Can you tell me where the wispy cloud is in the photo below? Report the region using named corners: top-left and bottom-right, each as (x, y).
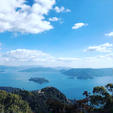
top-left (72, 23), bottom-right (88, 30)
top-left (0, 49), bottom-right (112, 68)
top-left (54, 6), bottom-right (71, 13)
top-left (105, 32), bottom-right (113, 37)
top-left (84, 43), bottom-right (113, 53)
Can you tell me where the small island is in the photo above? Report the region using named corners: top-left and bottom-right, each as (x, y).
top-left (29, 77), bottom-right (49, 84)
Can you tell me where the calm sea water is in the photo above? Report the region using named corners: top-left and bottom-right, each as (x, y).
top-left (0, 70), bottom-right (113, 99)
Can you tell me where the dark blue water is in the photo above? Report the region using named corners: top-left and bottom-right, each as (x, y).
top-left (0, 70), bottom-right (113, 99)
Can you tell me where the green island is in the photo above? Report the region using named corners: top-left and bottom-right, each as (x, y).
top-left (29, 77), bottom-right (49, 84)
top-left (61, 68), bottom-right (113, 79)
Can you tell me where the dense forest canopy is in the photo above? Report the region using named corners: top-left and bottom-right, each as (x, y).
top-left (0, 83), bottom-right (113, 113)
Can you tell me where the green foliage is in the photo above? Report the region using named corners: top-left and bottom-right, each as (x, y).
top-left (0, 90), bottom-right (32, 113)
top-left (0, 83), bottom-right (113, 113)
top-left (89, 84), bottom-right (113, 113)
top-left (106, 83), bottom-right (113, 95)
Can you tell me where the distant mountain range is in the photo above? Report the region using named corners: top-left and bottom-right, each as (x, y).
top-left (0, 65), bottom-right (25, 72)
top-left (19, 67), bottom-right (58, 72)
top-left (0, 66), bottom-right (58, 73)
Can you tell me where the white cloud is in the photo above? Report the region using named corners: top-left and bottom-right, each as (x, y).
top-left (58, 57), bottom-right (81, 61)
top-left (1, 49), bottom-right (55, 66)
top-left (54, 6), bottom-right (71, 13)
top-left (85, 43), bottom-right (113, 53)
top-left (82, 53), bottom-right (113, 68)
top-left (0, 0), bottom-right (56, 34)
top-left (49, 17), bottom-right (59, 22)
top-left (72, 23), bottom-right (88, 30)
top-left (0, 49), bottom-right (112, 68)
top-left (105, 32), bottom-right (113, 37)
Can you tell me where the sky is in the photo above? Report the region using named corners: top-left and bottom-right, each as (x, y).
top-left (0, 0), bottom-right (113, 68)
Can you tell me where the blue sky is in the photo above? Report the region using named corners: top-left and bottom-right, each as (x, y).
top-left (0, 0), bottom-right (113, 68)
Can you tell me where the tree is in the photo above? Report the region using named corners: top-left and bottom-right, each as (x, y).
top-left (0, 90), bottom-right (33, 113)
top-left (106, 83), bottom-right (113, 96)
top-left (89, 85), bottom-right (113, 113)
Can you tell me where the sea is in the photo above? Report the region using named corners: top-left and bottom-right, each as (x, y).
top-left (0, 68), bottom-right (113, 99)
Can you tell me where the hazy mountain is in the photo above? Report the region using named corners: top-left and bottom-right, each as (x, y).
top-left (19, 67), bottom-right (58, 73)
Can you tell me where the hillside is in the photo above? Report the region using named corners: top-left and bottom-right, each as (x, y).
top-left (0, 83), bottom-right (113, 113)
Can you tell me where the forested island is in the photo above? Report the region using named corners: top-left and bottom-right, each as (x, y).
top-left (29, 77), bottom-right (49, 84)
top-left (0, 83), bottom-right (113, 113)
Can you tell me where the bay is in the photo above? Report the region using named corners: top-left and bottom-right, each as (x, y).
top-left (0, 69), bottom-right (113, 99)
